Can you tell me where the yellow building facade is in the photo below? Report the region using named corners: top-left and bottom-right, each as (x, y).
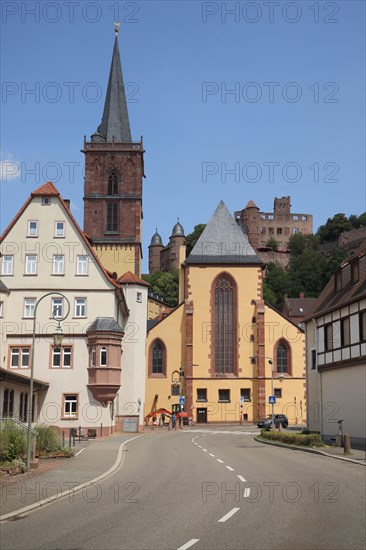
top-left (145, 202), bottom-right (306, 425)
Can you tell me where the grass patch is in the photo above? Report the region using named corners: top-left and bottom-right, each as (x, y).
top-left (260, 429), bottom-right (323, 447)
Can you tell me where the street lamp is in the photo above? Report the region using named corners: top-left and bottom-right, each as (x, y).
top-left (250, 355), bottom-right (284, 431)
top-left (26, 292), bottom-right (70, 469)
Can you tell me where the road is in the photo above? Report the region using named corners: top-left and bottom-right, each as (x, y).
top-left (1, 428), bottom-right (365, 550)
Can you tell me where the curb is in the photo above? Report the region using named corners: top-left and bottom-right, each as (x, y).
top-left (254, 436), bottom-right (366, 466)
top-left (0, 435), bottom-right (142, 523)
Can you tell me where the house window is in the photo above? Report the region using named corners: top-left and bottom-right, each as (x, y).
top-left (218, 389), bottom-right (230, 402)
top-left (75, 298), bottom-right (86, 318)
top-left (55, 221), bottom-right (65, 238)
top-left (76, 255), bottom-right (88, 275)
top-left (277, 227), bottom-right (282, 235)
top-left (2, 389), bottom-right (14, 417)
top-left (335, 270), bottom-right (342, 292)
top-left (42, 197), bottom-right (51, 205)
top-left (341, 317), bottom-right (350, 347)
top-left (10, 347), bottom-right (31, 369)
top-left (324, 323), bottom-right (333, 351)
top-left (293, 228), bottom-right (299, 234)
top-left (240, 388), bottom-right (251, 402)
top-left (27, 220), bottom-right (38, 237)
top-left (152, 342), bottom-right (163, 374)
top-left (269, 227), bottom-right (274, 235)
top-left (108, 172), bottom-right (119, 195)
top-left (24, 298), bottom-right (36, 318)
top-left (91, 346), bottom-right (96, 367)
top-left (106, 203), bottom-right (118, 232)
top-left (214, 274), bottom-right (236, 374)
top-left (268, 214), bottom-right (274, 220)
top-left (2, 255), bottom-right (14, 275)
top-left (52, 346), bottom-right (72, 368)
top-left (302, 216), bottom-right (307, 221)
top-left (260, 214), bottom-right (266, 220)
top-left (260, 227), bottom-right (266, 234)
top-left (351, 260), bottom-right (359, 285)
top-left (274, 388), bottom-right (282, 398)
top-left (25, 254), bottom-right (37, 275)
top-left (52, 297), bottom-right (64, 319)
top-left (52, 255), bottom-right (65, 275)
top-left (293, 215), bottom-right (299, 221)
top-left (310, 349), bottom-right (317, 370)
top-left (100, 347), bottom-right (108, 366)
top-left (63, 394), bottom-right (78, 418)
top-left (19, 392), bottom-right (28, 422)
top-left (197, 388), bottom-right (207, 402)
top-left (136, 292), bottom-right (142, 303)
top-left (359, 311), bottom-right (366, 342)
top-left (276, 340), bottom-right (289, 374)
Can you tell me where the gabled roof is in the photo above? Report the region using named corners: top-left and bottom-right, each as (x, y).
top-left (94, 35), bottom-right (131, 143)
top-left (0, 181), bottom-right (121, 291)
top-left (118, 271), bottom-right (150, 287)
top-left (186, 201), bottom-right (263, 265)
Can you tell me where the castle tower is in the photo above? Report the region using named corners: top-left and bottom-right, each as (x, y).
top-left (235, 200), bottom-right (260, 249)
top-left (148, 230), bottom-right (164, 273)
top-left (83, 25), bottom-right (145, 276)
top-left (168, 219), bottom-right (186, 270)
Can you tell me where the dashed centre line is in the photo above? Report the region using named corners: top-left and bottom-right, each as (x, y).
top-left (218, 507), bottom-right (240, 523)
top-left (225, 466), bottom-right (234, 471)
top-left (209, 453), bottom-right (215, 457)
top-left (202, 449), bottom-right (207, 452)
top-left (217, 459), bottom-right (224, 463)
top-left (177, 539), bottom-right (200, 550)
top-left (237, 475), bottom-right (246, 482)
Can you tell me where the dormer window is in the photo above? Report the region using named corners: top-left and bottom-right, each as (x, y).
top-left (108, 172), bottom-right (118, 195)
top-left (351, 260), bottom-right (359, 285)
top-left (335, 270), bottom-right (342, 292)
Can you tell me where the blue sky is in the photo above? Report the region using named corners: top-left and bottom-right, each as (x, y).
top-left (1, 0), bottom-right (365, 272)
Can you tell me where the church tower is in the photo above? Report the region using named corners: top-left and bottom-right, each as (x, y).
top-left (83, 25), bottom-right (144, 276)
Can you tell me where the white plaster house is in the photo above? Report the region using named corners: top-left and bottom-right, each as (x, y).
top-left (0, 182), bottom-right (147, 435)
top-left (305, 243), bottom-right (366, 448)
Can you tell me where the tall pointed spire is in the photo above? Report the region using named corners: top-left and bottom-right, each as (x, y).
top-left (93, 25), bottom-right (132, 143)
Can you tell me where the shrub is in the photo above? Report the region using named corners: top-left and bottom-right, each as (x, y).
top-left (260, 430), bottom-right (323, 447)
top-left (34, 424), bottom-right (60, 452)
top-left (0, 421), bottom-right (27, 461)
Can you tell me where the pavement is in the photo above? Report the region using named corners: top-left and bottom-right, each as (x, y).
top-left (1, 427), bottom-right (364, 522)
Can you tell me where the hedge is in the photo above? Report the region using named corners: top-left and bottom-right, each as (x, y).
top-left (260, 430), bottom-right (323, 447)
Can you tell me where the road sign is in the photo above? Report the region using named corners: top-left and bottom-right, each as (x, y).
top-left (179, 396), bottom-right (185, 405)
top-left (269, 396), bottom-right (276, 405)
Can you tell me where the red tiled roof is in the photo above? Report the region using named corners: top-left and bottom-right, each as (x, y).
top-left (118, 271), bottom-right (150, 287)
top-left (32, 181), bottom-right (60, 196)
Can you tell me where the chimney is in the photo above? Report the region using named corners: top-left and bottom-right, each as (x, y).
top-left (64, 199), bottom-right (71, 210)
top-left (299, 292), bottom-right (304, 299)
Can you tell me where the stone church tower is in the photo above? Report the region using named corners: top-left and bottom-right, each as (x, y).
top-left (83, 26), bottom-right (144, 276)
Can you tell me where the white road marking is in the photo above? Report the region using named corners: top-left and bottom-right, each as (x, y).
top-left (198, 445), bottom-right (202, 448)
top-left (209, 453), bottom-right (215, 457)
top-left (218, 507), bottom-right (240, 523)
top-left (237, 475), bottom-right (246, 482)
top-left (202, 448), bottom-right (207, 452)
top-left (75, 448), bottom-right (85, 456)
top-left (194, 442), bottom-right (197, 445)
top-left (177, 539), bottom-right (200, 550)
top-left (225, 466), bottom-right (234, 471)
top-left (217, 459), bottom-right (224, 463)
top-left (244, 487), bottom-right (251, 498)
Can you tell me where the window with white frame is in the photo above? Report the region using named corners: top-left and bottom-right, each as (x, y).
top-left (52, 255), bottom-right (65, 275)
top-left (24, 298), bottom-right (36, 318)
top-left (25, 254), bottom-right (37, 275)
top-left (52, 297), bottom-right (64, 318)
top-left (27, 220), bottom-right (38, 237)
top-left (100, 346), bottom-right (108, 366)
top-left (76, 255), bottom-right (88, 275)
top-left (10, 346), bottom-right (31, 369)
top-left (74, 298), bottom-right (86, 317)
top-left (52, 346), bottom-right (72, 368)
top-left (2, 255), bottom-right (13, 275)
top-left (55, 221), bottom-right (65, 238)
top-left (63, 394), bottom-right (78, 418)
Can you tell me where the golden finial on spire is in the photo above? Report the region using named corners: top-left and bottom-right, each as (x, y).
top-left (114, 22), bottom-right (120, 36)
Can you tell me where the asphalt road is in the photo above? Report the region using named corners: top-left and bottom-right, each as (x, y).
top-left (1, 429), bottom-right (365, 550)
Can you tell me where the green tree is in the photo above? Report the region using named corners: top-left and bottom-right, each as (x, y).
top-left (185, 224), bottom-right (206, 256)
top-left (263, 262), bottom-right (290, 308)
top-left (265, 238), bottom-right (280, 250)
top-left (142, 270), bottom-right (179, 306)
top-left (317, 213), bottom-right (352, 243)
top-left (287, 232), bottom-right (319, 258)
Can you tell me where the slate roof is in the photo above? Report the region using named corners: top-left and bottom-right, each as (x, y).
top-left (95, 35), bottom-right (132, 142)
top-left (185, 201), bottom-right (263, 265)
top-left (87, 317), bottom-right (123, 333)
top-left (282, 297), bottom-right (317, 319)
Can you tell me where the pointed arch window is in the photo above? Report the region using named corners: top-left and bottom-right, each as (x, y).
top-left (149, 339), bottom-right (167, 377)
top-left (213, 274), bottom-right (237, 375)
top-left (100, 347), bottom-right (108, 367)
top-left (108, 172), bottom-right (118, 195)
top-left (275, 339), bottom-right (291, 375)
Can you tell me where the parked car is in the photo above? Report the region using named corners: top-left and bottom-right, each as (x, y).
top-left (257, 414), bottom-right (289, 430)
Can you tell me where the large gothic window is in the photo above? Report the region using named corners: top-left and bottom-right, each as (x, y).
top-left (108, 172), bottom-right (118, 195)
top-left (275, 339), bottom-right (290, 374)
top-left (213, 274), bottom-right (236, 374)
top-left (106, 203), bottom-right (118, 232)
top-left (150, 340), bottom-right (166, 376)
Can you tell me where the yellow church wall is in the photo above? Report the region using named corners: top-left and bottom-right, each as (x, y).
top-left (145, 303), bottom-right (185, 418)
top-left (92, 244), bottom-right (139, 277)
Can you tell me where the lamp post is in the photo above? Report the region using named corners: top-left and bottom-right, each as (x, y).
top-left (250, 355), bottom-right (283, 431)
top-left (26, 292), bottom-right (70, 470)
top-left (179, 367), bottom-right (184, 429)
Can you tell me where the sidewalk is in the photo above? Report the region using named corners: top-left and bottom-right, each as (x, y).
top-left (0, 433), bottom-right (142, 520)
